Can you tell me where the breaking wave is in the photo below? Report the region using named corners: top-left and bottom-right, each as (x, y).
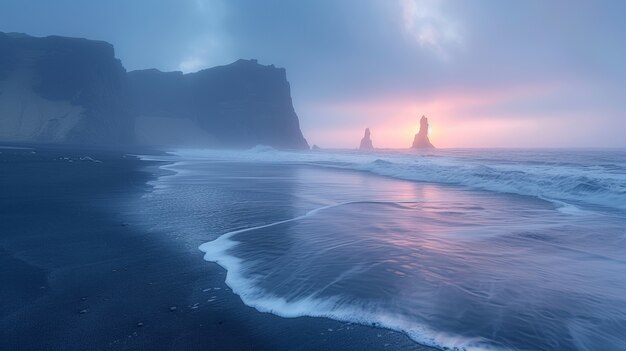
top-left (137, 148), bottom-right (626, 350)
top-left (172, 148), bottom-right (626, 212)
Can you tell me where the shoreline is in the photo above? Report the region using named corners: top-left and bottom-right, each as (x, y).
top-left (4, 144), bottom-right (625, 350)
top-left (0, 145), bottom-right (431, 351)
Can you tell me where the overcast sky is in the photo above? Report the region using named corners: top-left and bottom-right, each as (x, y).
top-left (1, 0), bottom-right (625, 147)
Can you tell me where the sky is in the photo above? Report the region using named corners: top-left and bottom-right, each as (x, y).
top-left (1, 0), bottom-right (625, 148)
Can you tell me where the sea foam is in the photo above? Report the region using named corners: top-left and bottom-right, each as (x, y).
top-left (136, 148), bottom-right (626, 351)
top-left (200, 202), bottom-right (505, 351)
top-left (171, 148), bottom-right (626, 212)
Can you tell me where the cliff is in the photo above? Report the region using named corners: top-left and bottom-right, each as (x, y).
top-left (128, 60), bottom-right (309, 149)
top-left (0, 32), bottom-right (309, 149)
top-left (411, 115), bottom-right (434, 149)
top-left (0, 32), bottom-right (133, 145)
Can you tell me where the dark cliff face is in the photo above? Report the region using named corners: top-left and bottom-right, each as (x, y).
top-left (129, 59), bottom-right (309, 149)
top-left (0, 32), bottom-right (133, 145)
top-left (1, 32), bottom-right (309, 149)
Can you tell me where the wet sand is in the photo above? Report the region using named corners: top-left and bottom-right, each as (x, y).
top-left (0, 144), bottom-right (429, 351)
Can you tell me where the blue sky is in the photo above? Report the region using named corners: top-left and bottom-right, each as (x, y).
top-left (1, 0), bottom-right (625, 147)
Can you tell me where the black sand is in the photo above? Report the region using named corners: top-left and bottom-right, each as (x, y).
top-left (0, 144), bottom-right (430, 351)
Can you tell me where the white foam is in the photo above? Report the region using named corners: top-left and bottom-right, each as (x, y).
top-left (134, 148), bottom-right (625, 350)
top-left (248, 144), bottom-right (277, 153)
top-left (199, 203), bottom-right (507, 351)
top-left (79, 156), bottom-right (102, 163)
top-left (539, 196), bottom-right (588, 215)
top-left (158, 148), bottom-right (626, 213)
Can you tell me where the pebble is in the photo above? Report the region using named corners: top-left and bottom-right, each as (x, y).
top-left (169, 306), bottom-right (177, 312)
top-left (136, 322), bottom-right (144, 328)
top-left (79, 309), bottom-right (89, 314)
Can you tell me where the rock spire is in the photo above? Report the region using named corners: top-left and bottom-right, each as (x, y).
top-left (359, 128), bottom-right (374, 150)
top-left (411, 116), bottom-right (434, 148)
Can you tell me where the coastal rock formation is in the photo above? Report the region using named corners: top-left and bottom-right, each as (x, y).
top-left (128, 59), bottom-right (309, 149)
top-left (359, 128), bottom-right (373, 150)
top-left (0, 32), bottom-right (133, 145)
top-left (0, 32), bottom-right (309, 149)
top-left (411, 115), bottom-right (434, 149)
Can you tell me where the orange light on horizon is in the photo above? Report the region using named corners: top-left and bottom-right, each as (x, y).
top-left (300, 81), bottom-right (573, 148)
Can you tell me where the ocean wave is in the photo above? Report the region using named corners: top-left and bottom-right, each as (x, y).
top-left (248, 144), bottom-right (277, 153)
top-left (348, 158), bottom-right (626, 212)
top-left (135, 148), bottom-right (626, 350)
top-left (200, 202), bottom-right (506, 351)
top-left (171, 148), bottom-right (626, 212)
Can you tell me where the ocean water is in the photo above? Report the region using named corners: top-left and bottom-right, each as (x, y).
top-left (138, 148), bottom-right (626, 351)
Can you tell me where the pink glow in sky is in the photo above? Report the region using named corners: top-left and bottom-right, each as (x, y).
top-left (302, 81), bottom-right (614, 149)
top-left (3, 0), bottom-right (625, 148)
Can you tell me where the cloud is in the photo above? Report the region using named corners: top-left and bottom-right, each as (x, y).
top-left (177, 56), bottom-right (206, 73)
top-left (2, 0), bottom-right (625, 146)
top-left (400, 0), bottom-right (462, 57)
top-left (173, 0), bottom-right (231, 72)
top-left (176, 31), bottom-right (229, 73)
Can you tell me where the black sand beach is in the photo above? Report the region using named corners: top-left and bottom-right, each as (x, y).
top-left (0, 144), bottom-right (429, 351)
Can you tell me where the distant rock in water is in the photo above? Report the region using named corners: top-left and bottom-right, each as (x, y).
top-left (359, 128), bottom-right (374, 150)
top-left (312, 144), bottom-right (321, 150)
top-left (0, 32), bottom-right (133, 145)
top-left (411, 116), bottom-right (434, 149)
top-left (129, 59), bottom-right (309, 149)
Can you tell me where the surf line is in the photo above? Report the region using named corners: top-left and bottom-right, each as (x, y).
top-left (200, 199), bottom-right (425, 248)
top-left (198, 199), bottom-right (497, 351)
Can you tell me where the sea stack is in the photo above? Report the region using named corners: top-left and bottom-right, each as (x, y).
top-left (411, 116), bottom-right (434, 149)
top-left (359, 128), bottom-right (374, 150)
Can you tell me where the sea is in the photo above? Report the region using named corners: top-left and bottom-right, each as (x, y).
top-left (135, 147), bottom-right (626, 351)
